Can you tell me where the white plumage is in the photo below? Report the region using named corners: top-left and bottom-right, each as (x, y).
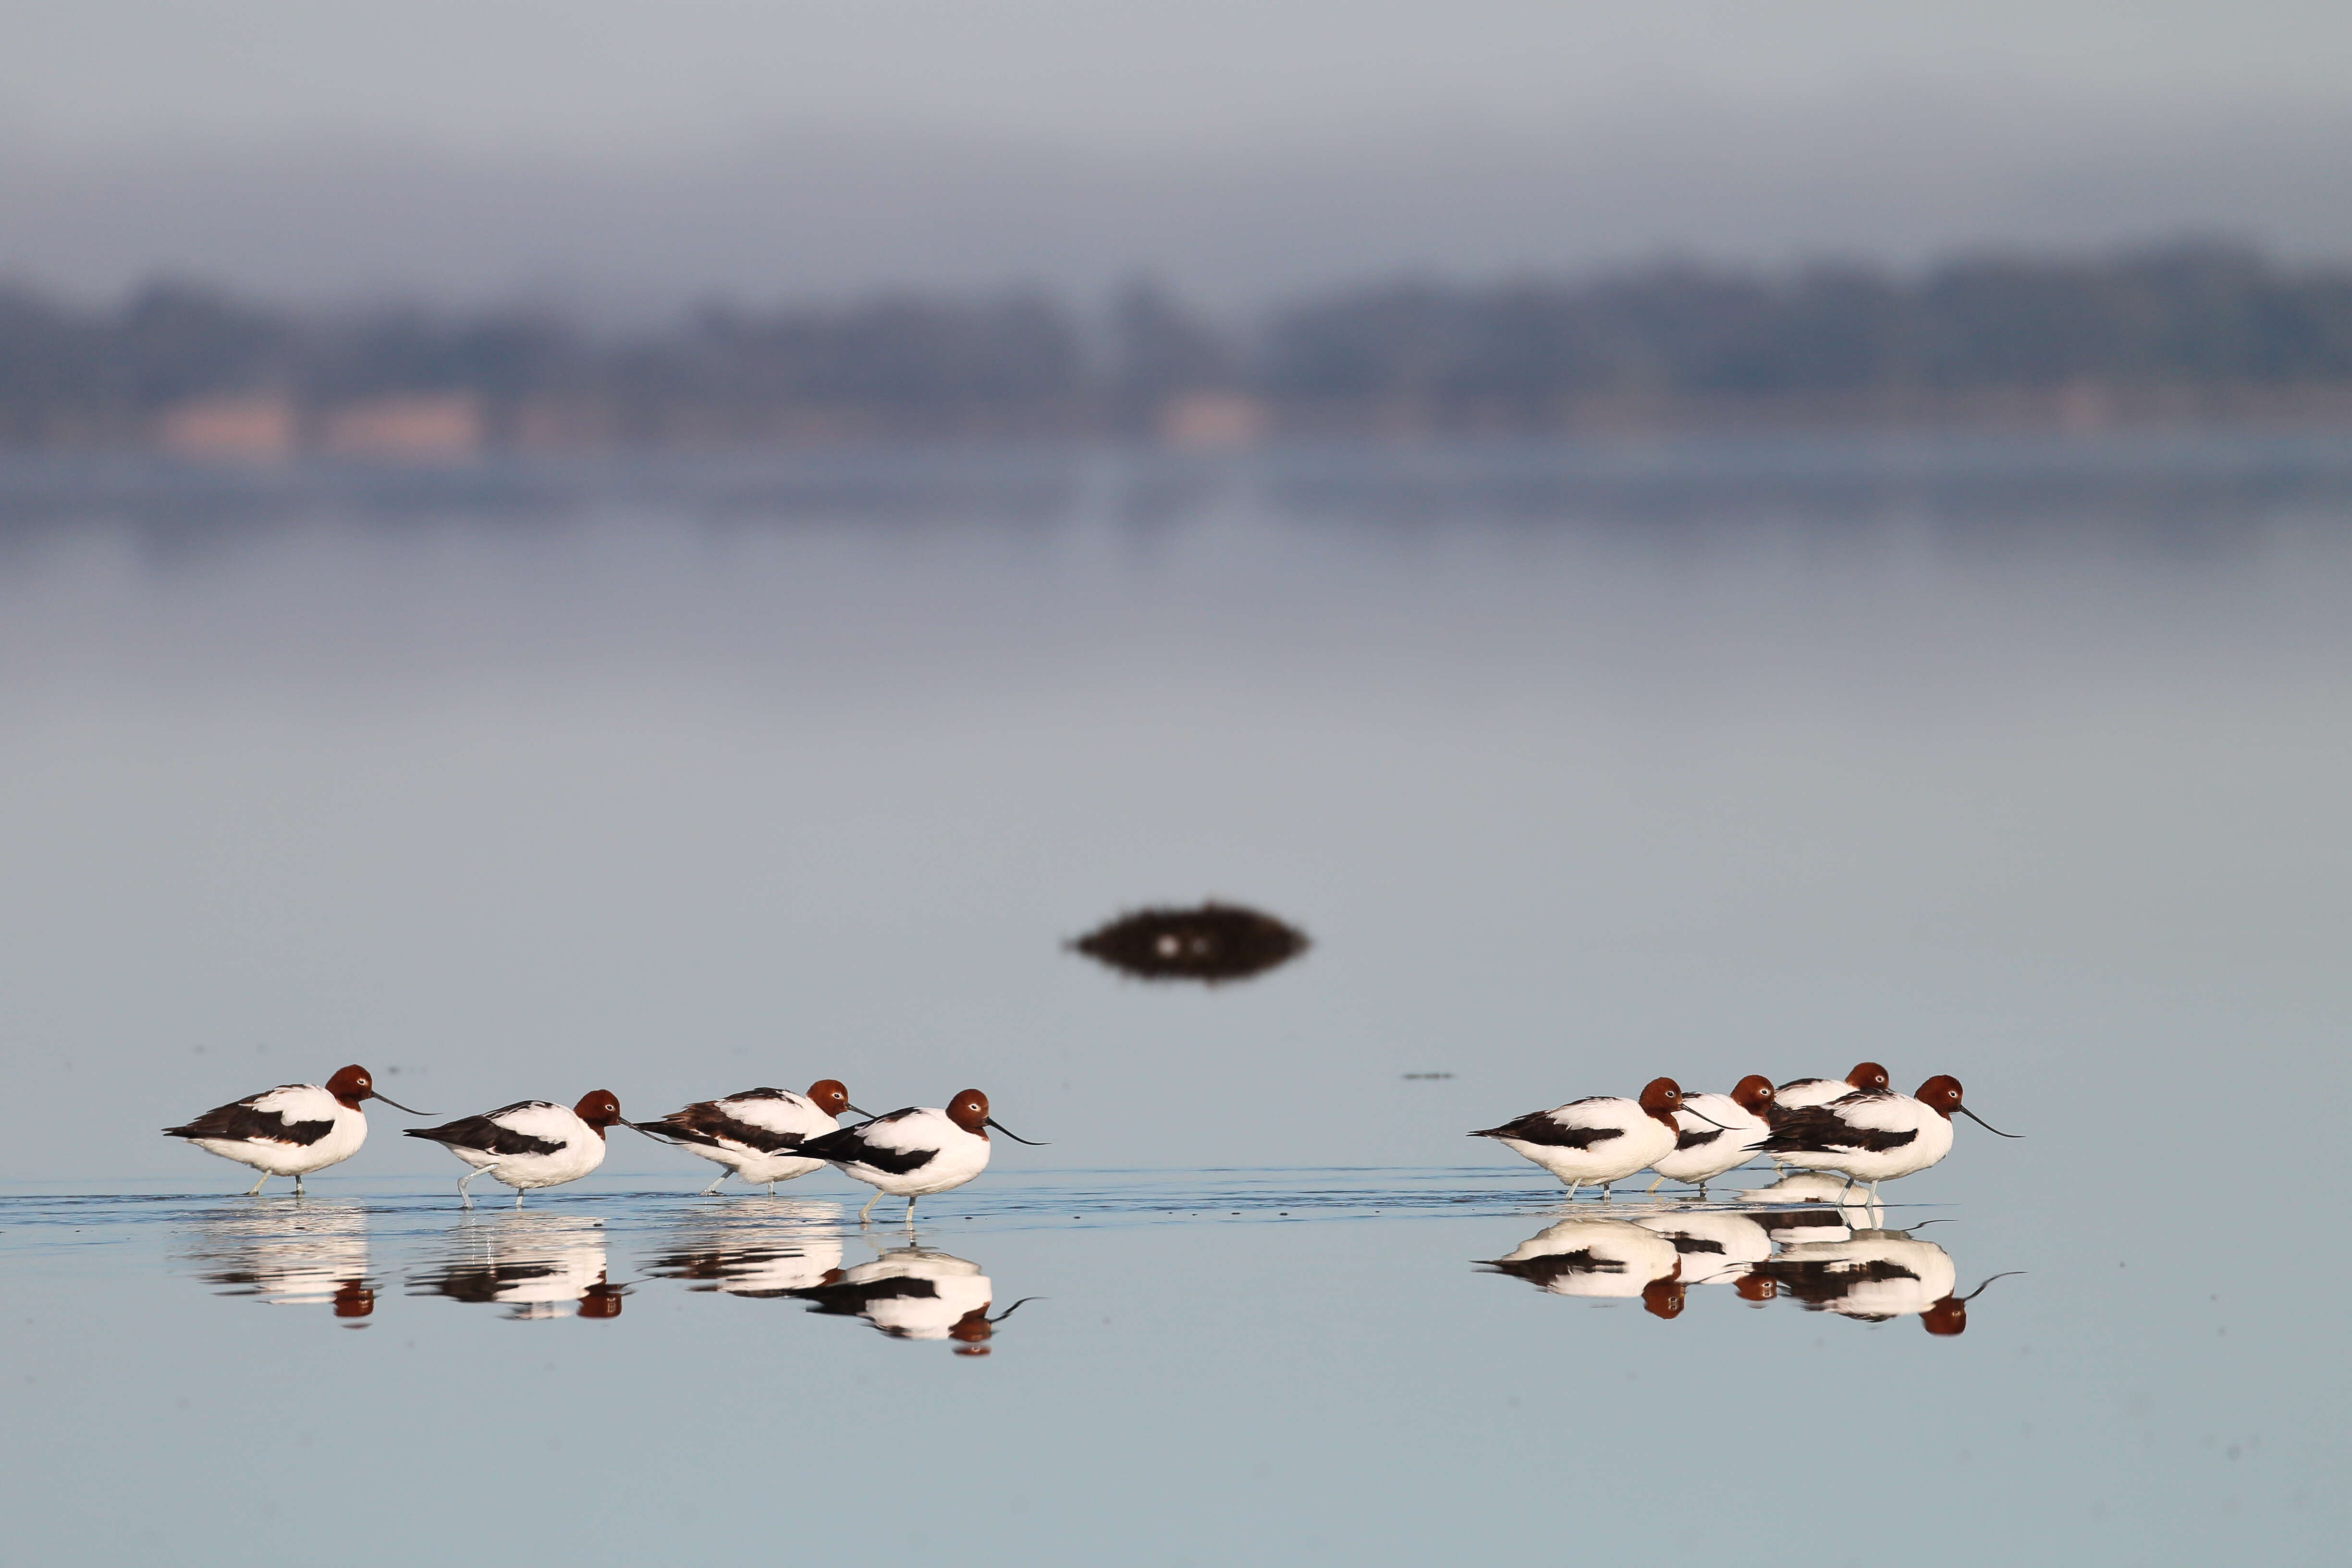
top-left (404, 1090), bottom-right (637, 1206)
top-left (639, 1079), bottom-right (866, 1195)
top-left (163, 1064), bottom-right (424, 1195)
top-left (1479, 1218), bottom-right (1685, 1315)
top-left (1647, 1074), bottom-right (1776, 1192)
top-left (792, 1089), bottom-right (1043, 1224)
top-left (1757, 1074), bottom-right (2016, 1200)
top-left (1470, 1078), bottom-right (1689, 1199)
top-left (1631, 1210), bottom-right (1775, 1288)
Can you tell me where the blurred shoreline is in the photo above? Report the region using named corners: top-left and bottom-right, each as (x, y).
top-left (9, 244), bottom-right (2352, 465)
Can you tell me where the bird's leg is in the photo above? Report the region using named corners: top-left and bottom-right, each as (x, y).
top-left (245, 1171), bottom-right (269, 1197)
top-left (293, 1174), bottom-right (306, 1197)
top-left (1598, 1183), bottom-right (1614, 1202)
top-left (458, 1167), bottom-right (487, 1206)
top-left (700, 1172), bottom-right (727, 1197)
top-left (858, 1190), bottom-right (883, 1225)
top-left (1645, 1176), bottom-right (1663, 1194)
top-left (1564, 1181), bottom-right (1581, 1203)
top-left (765, 1182), bottom-right (776, 1197)
top-left (514, 1189), bottom-right (525, 1209)
top-left (904, 1196), bottom-right (919, 1228)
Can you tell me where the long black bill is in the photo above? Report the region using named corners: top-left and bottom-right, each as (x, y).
top-left (1960, 1270), bottom-right (2026, 1301)
top-left (986, 1117), bottom-right (1048, 1145)
top-left (989, 1297), bottom-right (1042, 1324)
top-left (1957, 1106), bottom-right (2021, 1138)
top-left (1684, 1107), bottom-right (1732, 1129)
top-left (845, 1102), bottom-right (875, 1119)
top-left (368, 1091), bottom-right (433, 1115)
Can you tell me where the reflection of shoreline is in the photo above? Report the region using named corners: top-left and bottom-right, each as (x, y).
top-left (408, 1214), bottom-right (624, 1322)
top-left (1480, 1201), bottom-right (2014, 1335)
top-left (175, 1201), bottom-right (376, 1325)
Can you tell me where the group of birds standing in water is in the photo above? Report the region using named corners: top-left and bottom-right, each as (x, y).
top-left (163, 1067), bottom-right (1039, 1222)
top-left (1470, 1062), bottom-right (2018, 1201)
top-left (162, 1058), bottom-right (2014, 1218)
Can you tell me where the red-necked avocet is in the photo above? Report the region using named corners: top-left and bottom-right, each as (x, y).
top-left (637, 1079), bottom-right (871, 1195)
top-left (789, 1089), bottom-right (1044, 1225)
top-left (1773, 1062), bottom-right (1891, 1112)
top-left (785, 1246), bottom-right (1035, 1353)
top-left (1756, 1074), bottom-right (2020, 1201)
top-left (1470, 1078), bottom-right (1696, 1200)
top-left (163, 1064), bottom-right (429, 1195)
top-left (1478, 1218), bottom-right (1685, 1318)
top-left (404, 1090), bottom-right (643, 1206)
top-left (1645, 1073), bottom-right (1776, 1194)
top-left (1765, 1062), bottom-right (1891, 1172)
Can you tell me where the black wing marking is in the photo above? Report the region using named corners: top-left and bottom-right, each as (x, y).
top-left (791, 1110), bottom-right (938, 1176)
top-left (409, 1260), bottom-right (569, 1303)
top-left (786, 1274), bottom-right (943, 1318)
top-left (1673, 1124), bottom-right (1728, 1153)
top-left (1758, 1103), bottom-right (1919, 1157)
top-left (1661, 1235), bottom-right (1728, 1256)
top-left (1753, 1208), bottom-right (1850, 1240)
top-left (1470, 1109), bottom-right (1624, 1151)
top-left (164, 1091), bottom-right (333, 1147)
top-left (639, 1096), bottom-right (808, 1155)
top-left (1746, 1253), bottom-right (1923, 1310)
top-left (1479, 1249), bottom-right (1623, 1288)
top-left (403, 1102), bottom-right (566, 1157)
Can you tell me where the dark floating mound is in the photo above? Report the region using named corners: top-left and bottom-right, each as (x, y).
top-left (1070, 901), bottom-right (1311, 985)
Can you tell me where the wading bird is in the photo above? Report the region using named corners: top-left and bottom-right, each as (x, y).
top-left (163, 1064), bottom-right (428, 1196)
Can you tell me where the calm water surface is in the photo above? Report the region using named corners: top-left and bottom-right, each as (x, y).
top-left (1, 439), bottom-right (2346, 1564)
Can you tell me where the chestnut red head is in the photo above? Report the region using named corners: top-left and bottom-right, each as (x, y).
top-left (946, 1090), bottom-right (1047, 1146)
top-left (1735, 1273), bottom-right (1776, 1305)
top-left (573, 1090), bottom-right (628, 1138)
top-left (949, 1306), bottom-right (995, 1351)
top-left (1636, 1078), bottom-right (1685, 1127)
top-left (1925, 1270), bottom-right (2022, 1335)
top-left (1914, 1075), bottom-right (2021, 1138)
top-left (950, 1296), bottom-right (1035, 1354)
top-left (1642, 1270), bottom-right (1686, 1321)
top-left (323, 1064), bottom-right (428, 1115)
top-left (1846, 1062), bottom-right (1891, 1092)
top-left (1729, 1074), bottom-right (1776, 1114)
top-left (805, 1079), bottom-right (870, 1119)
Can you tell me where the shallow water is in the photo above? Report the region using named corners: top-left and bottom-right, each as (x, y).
top-left (1, 438), bottom-right (2347, 1563)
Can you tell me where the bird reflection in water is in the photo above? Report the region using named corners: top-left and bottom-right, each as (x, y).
top-left (1481, 1208), bottom-right (2016, 1334)
top-left (176, 1201), bottom-right (377, 1325)
top-left (783, 1245), bottom-right (1036, 1355)
top-left (640, 1200), bottom-right (845, 1297)
top-left (1745, 1233), bottom-right (2021, 1335)
top-left (408, 1214), bottom-right (625, 1321)
top-left (1479, 1218), bottom-right (1687, 1319)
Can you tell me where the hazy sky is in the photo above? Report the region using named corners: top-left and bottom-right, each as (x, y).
top-left (5, 1), bottom-right (2351, 309)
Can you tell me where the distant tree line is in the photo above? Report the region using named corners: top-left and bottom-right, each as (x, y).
top-left (4, 243), bottom-right (2352, 449)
